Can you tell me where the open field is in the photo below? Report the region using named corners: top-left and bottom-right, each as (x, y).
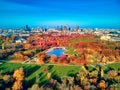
top-left (1, 62), bottom-right (120, 87)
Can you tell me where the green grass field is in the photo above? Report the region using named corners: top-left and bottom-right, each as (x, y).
top-left (0, 62), bottom-right (120, 87)
top-left (0, 62), bottom-right (81, 87)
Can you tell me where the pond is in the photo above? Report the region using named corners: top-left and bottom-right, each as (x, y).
top-left (47, 47), bottom-right (66, 57)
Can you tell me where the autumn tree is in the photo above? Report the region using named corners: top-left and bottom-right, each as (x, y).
top-left (11, 35), bottom-right (15, 41)
top-left (12, 68), bottom-right (25, 90)
top-left (97, 80), bottom-right (106, 90)
top-left (30, 84), bottom-right (40, 90)
top-left (5, 37), bottom-right (10, 42)
top-left (50, 55), bottom-right (57, 63)
top-left (13, 52), bottom-right (25, 61)
top-left (2, 43), bottom-right (5, 50)
top-left (23, 43), bottom-right (32, 50)
top-left (3, 75), bottom-right (11, 84)
top-left (37, 53), bottom-right (46, 64)
top-left (108, 70), bottom-right (117, 79)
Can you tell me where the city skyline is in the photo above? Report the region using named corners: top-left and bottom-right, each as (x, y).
top-left (0, 0), bottom-right (120, 28)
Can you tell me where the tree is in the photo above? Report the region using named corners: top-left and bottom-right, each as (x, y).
top-left (3, 75), bottom-right (11, 84)
top-left (3, 50), bottom-right (7, 57)
top-left (23, 43), bottom-right (32, 50)
top-left (81, 65), bottom-right (89, 75)
top-left (5, 37), bottom-right (10, 42)
top-left (67, 77), bottom-right (74, 90)
top-left (37, 53), bottom-right (45, 64)
top-left (2, 43), bottom-right (5, 50)
top-left (14, 52), bottom-right (25, 61)
top-left (50, 55), bottom-right (57, 63)
top-left (12, 68), bottom-right (25, 90)
top-left (97, 80), bottom-right (106, 89)
top-left (11, 35), bottom-right (15, 41)
top-left (30, 84), bottom-right (40, 90)
top-left (108, 70), bottom-right (117, 79)
top-left (61, 76), bottom-right (67, 87)
top-left (13, 68), bottom-right (24, 81)
top-left (12, 80), bottom-right (23, 90)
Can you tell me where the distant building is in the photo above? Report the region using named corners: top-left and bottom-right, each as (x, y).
top-left (94, 31), bottom-right (102, 36)
top-left (74, 25), bottom-right (79, 31)
top-left (100, 35), bottom-right (111, 41)
top-left (68, 27), bottom-right (71, 31)
top-left (60, 26), bottom-right (63, 31)
top-left (25, 25), bottom-right (31, 31)
top-left (63, 26), bottom-right (67, 31)
top-left (108, 31), bottom-right (119, 37)
top-left (31, 28), bottom-right (42, 33)
top-left (63, 26), bottom-right (67, 35)
top-left (15, 38), bottom-right (26, 43)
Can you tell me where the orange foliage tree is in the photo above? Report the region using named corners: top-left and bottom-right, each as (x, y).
top-left (14, 52), bottom-right (25, 61)
top-left (37, 53), bottom-right (46, 64)
top-left (49, 55), bottom-right (57, 63)
top-left (12, 68), bottom-right (25, 90)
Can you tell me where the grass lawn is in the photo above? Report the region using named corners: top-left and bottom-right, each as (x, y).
top-left (0, 62), bottom-right (120, 87)
top-left (0, 62), bottom-right (81, 87)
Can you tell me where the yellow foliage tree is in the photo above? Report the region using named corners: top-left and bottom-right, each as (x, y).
top-left (12, 68), bottom-right (25, 90)
top-left (98, 80), bottom-right (106, 89)
top-left (6, 37), bottom-right (9, 42)
top-left (2, 43), bottom-right (5, 50)
top-left (13, 68), bottom-right (24, 81)
top-left (12, 80), bottom-right (23, 90)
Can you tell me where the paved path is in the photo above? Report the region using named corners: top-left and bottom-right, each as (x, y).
top-left (1, 59), bottom-right (120, 67)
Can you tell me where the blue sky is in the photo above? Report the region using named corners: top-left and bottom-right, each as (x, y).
top-left (0, 0), bottom-right (120, 28)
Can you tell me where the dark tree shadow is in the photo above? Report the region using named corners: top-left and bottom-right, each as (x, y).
top-left (26, 77), bottom-right (36, 88)
top-left (51, 71), bottom-right (61, 83)
top-left (48, 65), bottom-right (54, 72)
top-left (104, 67), bottom-right (114, 74)
top-left (24, 65), bottom-right (40, 77)
top-left (68, 70), bottom-right (77, 77)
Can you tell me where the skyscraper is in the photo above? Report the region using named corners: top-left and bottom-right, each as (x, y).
top-left (25, 25), bottom-right (31, 31)
top-left (74, 25), bottom-right (79, 31)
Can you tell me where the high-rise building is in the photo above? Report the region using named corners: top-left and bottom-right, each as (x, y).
top-left (74, 25), bottom-right (79, 31)
top-left (68, 27), bottom-right (71, 31)
top-left (60, 26), bottom-right (63, 31)
top-left (25, 25), bottom-right (31, 31)
top-left (63, 26), bottom-right (67, 31)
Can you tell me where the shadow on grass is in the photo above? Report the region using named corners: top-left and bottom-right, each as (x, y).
top-left (0, 62), bottom-right (23, 74)
top-left (26, 77), bottom-right (36, 88)
top-left (48, 65), bottom-right (54, 72)
top-left (39, 72), bottom-right (49, 85)
top-left (24, 65), bottom-right (40, 77)
top-left (68, 70), bottom-right (77, 77)
top-left (51, 71), bottom-right (61, 83)
top-left (26, 71), bottom-right (48, 88)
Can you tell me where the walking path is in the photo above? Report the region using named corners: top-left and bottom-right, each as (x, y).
top-left (1, 59), bottom-right (120, 67)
